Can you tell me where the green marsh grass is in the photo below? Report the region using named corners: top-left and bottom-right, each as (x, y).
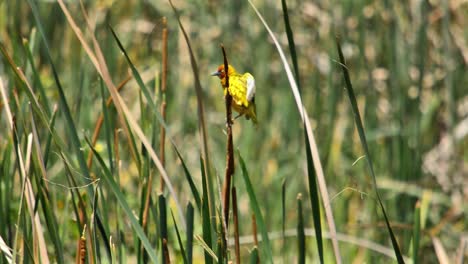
top-left (0, 0), bottom-right (466, 263)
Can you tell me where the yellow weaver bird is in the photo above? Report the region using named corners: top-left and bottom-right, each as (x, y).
top-left (211, 64), bottom-right (257, 124)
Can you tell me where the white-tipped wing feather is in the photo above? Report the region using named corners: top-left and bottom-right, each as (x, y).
top-left (246, 74), bottom-right (256, 102)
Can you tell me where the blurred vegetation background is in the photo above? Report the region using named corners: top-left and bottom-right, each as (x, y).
top-left (0, 0), bottom-right (467, 263)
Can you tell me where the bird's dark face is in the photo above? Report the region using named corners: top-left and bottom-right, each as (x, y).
top-left (211, 65), bottom-right (226, 79)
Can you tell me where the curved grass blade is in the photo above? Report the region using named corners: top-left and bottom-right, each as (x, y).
top-left (335, 37), bottom-right (404, 264)
top-left (108, 26), bottom-right (166, 129)
top-left (166, 0), bottom-right (211, 171)
top-left (85, 136), bottom-right (158, 263)
top-left (238, 151), bottom-right (273, 263)
top-left (166, 0), bottom-right (217, 224)
top-left (173, 143), bottom-right (202, 211)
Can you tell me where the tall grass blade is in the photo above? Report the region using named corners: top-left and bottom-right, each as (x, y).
top-left (281, 179), bottom-right (286, 260)
top-left (108, 27), bottom-right (165, 128)
top-left (297, 194), bottom-right (305, 264)
top-left (166, 1), bottom-right (218, 228)
top-left (167, 0), bottom-right (211, 179)
top-left (171, 210), bottom-right (188, 264)
top-left (247, 1), bottom-right (341, 261)
top-left (186, 203), bottom-right (195, 264)
top-left (22, 37), bottom-right (51, 116)
top-left (99, 79), bottom-right (114, 173)
top-left (200, 156), bottom-right (213, 264)
top-left (280, 2), bottom-right (324, 257)
top-left (238, 151), bottom-right (273, 263)
top-left (159, 195), bottom-right (169, 263)
top-left (280, 0), bottom-right (301, 89)
top-left (194, 235), bottom-right (218, 262)
top-left (335, 37), bottom-right (404, 263)
top-left (304, 131), bottom-right (323, 263)
top-left (412, 201), bottom-right (421, 264)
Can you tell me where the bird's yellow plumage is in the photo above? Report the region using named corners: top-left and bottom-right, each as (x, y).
top-left (212, 64), bottom-right (257, 124)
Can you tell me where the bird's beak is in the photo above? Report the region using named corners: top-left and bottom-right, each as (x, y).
top-left (211, 71), bottom-right (221, 77)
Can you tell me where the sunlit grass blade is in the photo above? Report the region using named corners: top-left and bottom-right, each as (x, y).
top-left (297, 194), bottom-right (305, 264)
top-left (173, 144), bottom-right (202, 211)
top-left (238, 151), bottom-right (273, 263)
top-left (335, 37), bottom-right (405, 264)
top-left (85, 136), bottom-right (159, 263)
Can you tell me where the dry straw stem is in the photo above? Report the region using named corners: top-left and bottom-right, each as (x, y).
top-left (247, 0), bottom-right (341, 262)
top-left (56, 0), bottom-right (185, 227)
